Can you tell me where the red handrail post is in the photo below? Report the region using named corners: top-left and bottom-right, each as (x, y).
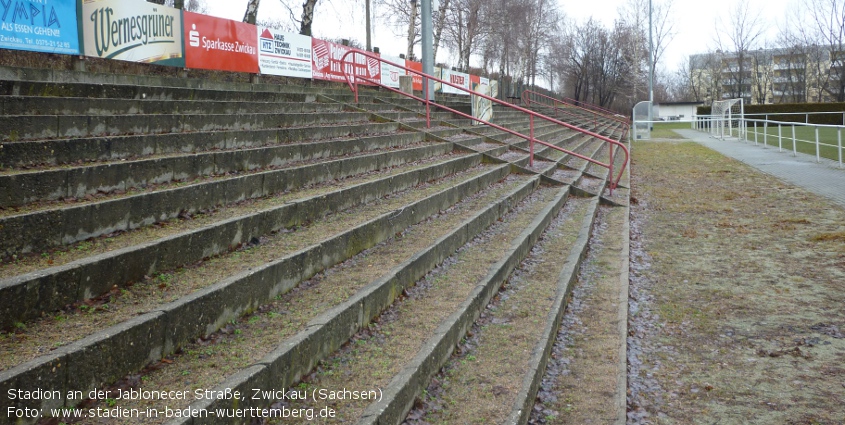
top-left (529, 115), bottom-right (535, 167)
top-left (424, 76), bottom-right (431, 128)
top-left (608, 142), bottom-right (614, 194)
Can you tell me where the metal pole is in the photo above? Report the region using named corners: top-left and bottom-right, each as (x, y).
top-left (648, 0), bottom-right (653, 127)
top-left (365, 0), bottom-right (372, 51)
top-left (778, 123), bottom-right (782, 152)
top-left (529, 115), bottom-right (535, 167)
top-left (839, 127), bottom-right (842, 168)
top-left (816, 126), bottom-right (820, 162)
top-left (792, 124), bottom-right (797, 157)
top-left (763, 121), bottom-right (767, 147)
top-left (421, 0), bottom-right (434, 100)
top-left (754, 121), bottom-right (758, 145)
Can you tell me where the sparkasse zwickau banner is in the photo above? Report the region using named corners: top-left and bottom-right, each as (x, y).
top-left (0, 0), bottom-right (79, 54)
top-left (184, 11), bottom-right (257, 74)
top-left (81, 0), bottom-right (184, 66)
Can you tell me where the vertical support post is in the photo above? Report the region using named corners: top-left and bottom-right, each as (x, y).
top-left (421, 0), bottom-right (434, 101)
top-left (792, 124), bottom-right (797, 157)
top-left (529, 115), bottom-right (535, 167)
top-left (778, 123), bottom-right (782, 152)
top-left (754, 121), bottom-right (758, 145)
top-left (839, 127), bottom-right (843, 168)
top-left (608, 142), bottom-right (614, 193)
top-left (425, 78), bottom-right (431, 128)
top-left (354, 78), bottom-right (359, 103)
top-left (763, 121), bottom-right (768, 147)
top-left (815, 125), bottom-right (820, 162)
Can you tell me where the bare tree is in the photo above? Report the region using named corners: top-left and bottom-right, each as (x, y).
top-left (442, 0), bottom-right (486, 70)
top-left (714, 0), bottom-right (767, 101)
top-left (803, 0), bottom-right (845, 101)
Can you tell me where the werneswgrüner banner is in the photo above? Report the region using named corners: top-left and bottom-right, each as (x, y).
top-left (81, 0), bottom-right (184, 66)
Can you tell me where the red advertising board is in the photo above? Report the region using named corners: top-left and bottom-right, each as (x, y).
top-left (184, 11), bottom-right (258, 73)
top-left (311, 38), bottom-right (379, 84)
top-left (405, 60), bottom-right (423, 91)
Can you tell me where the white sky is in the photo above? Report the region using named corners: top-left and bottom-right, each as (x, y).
top-left (205, 0), bottom-right (801, 74)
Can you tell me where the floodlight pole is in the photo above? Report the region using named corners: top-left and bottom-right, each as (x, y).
top-left (648, 0), bottom-right (654, 128)
top-left (366, 0), bottom-right (372, 51)
top-left (421, 0), bottom-right (434, 100)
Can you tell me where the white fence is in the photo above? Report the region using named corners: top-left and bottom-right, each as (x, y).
top-left (694, 115), bottom-right (845, 168)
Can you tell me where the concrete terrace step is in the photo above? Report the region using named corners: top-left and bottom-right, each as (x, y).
top-left (0, 97), bottom-right (345, 117)
top-left (0, 65), bottom-right (632, 425)
top-left (158, 177), bottom-right (561, 425)
top-left (0, 131), bottom-right (426, 208)
top-left (0, 151), bottom-right (481, 329)
top-left (0, 121), bottom-right (407, 168)
top-left (0, 142), bottom-right (455, 257)
top-left (407, 195), bottom-right (599, 424)
top-left (0, 160), bottom-right (525, 422)
top-left (0, 111), bottom-right (371, 142)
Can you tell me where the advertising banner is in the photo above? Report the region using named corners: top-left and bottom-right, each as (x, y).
top-left (440, 68), bottom-right (470, 95)
top-left (257, 27), bottom-right (311, 78)
top-left (405, 59), bottom-right (422, 92)
top-left (184, 12), bottom-right (257, 73)
top-left (380, 55), bottom-right (405, 88)
top-left (0, 0), bottom-right (79, 54)
top-left (471, 76), bottom-right (493, 124)
top-left (311, 38), bottom-right (379, 84)
top-left (81, 0), bottom-right (184, 66)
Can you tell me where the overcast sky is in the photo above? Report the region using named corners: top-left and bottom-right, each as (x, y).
top-left (205, 0), bottom-right (801, 73)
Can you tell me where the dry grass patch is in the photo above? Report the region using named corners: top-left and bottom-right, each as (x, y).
top-left (628, 141), bottom-right (845, 424)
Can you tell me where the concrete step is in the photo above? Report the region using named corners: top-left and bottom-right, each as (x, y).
top-left (407, 195), bottom-right (600, 424)
top-left (0, 151), bottom-right (481, 329)
top-left (0, 142), bottom-right (454, 257)
top-left (0, 111), bottom-right (372, 142)
top-left (161, 177), bottom-right (562, 425)
top-left (0, 121), bottom-right (406, 168)
top-left (0, 161), bottom-right (525, 422)
top-left (0, 131), bottom-right (427, 208)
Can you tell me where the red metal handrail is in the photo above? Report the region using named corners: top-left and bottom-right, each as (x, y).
top-left (521, 90), bottom-right (631, 126)
top-left (340, 50), bottom-right (629, 192)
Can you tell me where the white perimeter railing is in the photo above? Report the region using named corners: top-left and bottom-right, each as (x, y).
top-left (694, 115), bottom-right (844, 168)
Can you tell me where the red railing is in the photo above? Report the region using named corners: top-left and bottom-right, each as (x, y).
top-left (521, 90), bottom-right (631, 126)
top-left (340, 50), bottom-right (629, 192)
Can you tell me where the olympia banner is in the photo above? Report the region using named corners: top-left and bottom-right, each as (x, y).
top-left (0, 0), bottom-right (79, 54)
top-left (184, 11), bottom-right (258, 74)
top-left (81, 0), bottom-right (184, 66)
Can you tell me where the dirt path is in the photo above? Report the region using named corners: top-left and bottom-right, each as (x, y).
top-left (628, 140), bottom-right (845, 424)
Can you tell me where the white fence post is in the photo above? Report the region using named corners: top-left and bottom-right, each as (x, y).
top-left (764, 122), bottom-right (768, 147)
top-left (778, 123), bottom-right (782, 152)
top-left (792, 124), bottom-right (797, 157)
top-left (754, 121), bottom-right (758, 145)
top-left (816, 126), bottom-right (820, 163)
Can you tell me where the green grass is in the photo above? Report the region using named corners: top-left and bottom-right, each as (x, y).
top-left (649, 122), bottom-right (691, 139)
top-left (744, 123), bottom-right (844, 162)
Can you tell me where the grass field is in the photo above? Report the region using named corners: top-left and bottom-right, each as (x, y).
top-left (643, 122), bottom-right (692, 140)
top-left (744, 123), bottom-right (844, 163)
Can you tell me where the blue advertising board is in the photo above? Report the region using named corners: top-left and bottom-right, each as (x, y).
top-left (0, 0), bottom-right (79, 54)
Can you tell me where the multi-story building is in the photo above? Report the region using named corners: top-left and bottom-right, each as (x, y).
top-left (688, 45), bottom-right (844, 105)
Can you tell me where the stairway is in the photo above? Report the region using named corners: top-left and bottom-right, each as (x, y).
top-left (0, 67), bottom-right (629, 425)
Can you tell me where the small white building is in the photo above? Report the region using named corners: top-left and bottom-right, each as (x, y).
top-left (657, 101), bottom-right (705, 122)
